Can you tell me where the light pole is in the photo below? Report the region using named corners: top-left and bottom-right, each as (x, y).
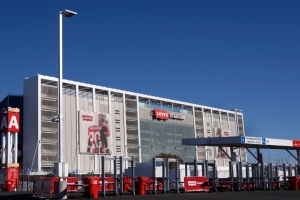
top-left (231, 109), bottom-right (242, 162)
top-left (57, 9), bottom-right (77, 200)
top-left (58, 8), bottom-right (77, 167)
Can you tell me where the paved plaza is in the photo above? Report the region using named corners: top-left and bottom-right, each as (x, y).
top-left (1, 190), bottom-right (300, 200)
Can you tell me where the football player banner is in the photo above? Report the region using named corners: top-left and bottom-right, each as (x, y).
top-left (79, 111), bottom-right (111, 154)
top-left (215, 128), bottom-right (230, 158)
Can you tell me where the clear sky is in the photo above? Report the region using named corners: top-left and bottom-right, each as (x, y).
top-left (0, 1), bottom-right (299, 164)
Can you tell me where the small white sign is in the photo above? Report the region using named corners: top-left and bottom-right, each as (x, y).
top-left (244, 137), bottom-right (262, 144)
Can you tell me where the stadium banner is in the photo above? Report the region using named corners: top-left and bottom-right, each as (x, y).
top-left (214, 128), bottom-right (230, 158)
top-left (78, 111), bottom-right (111, 155)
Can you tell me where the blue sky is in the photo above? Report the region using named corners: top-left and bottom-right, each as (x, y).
top-left (0, 1), bottom-right (299, 163)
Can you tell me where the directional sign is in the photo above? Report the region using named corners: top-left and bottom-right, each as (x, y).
top-left (242, 137), bottom-right (262, 144)
top-left (27, 168), bottom-right (31, 175)
top-left (241, 136), bottom-right (245, 144)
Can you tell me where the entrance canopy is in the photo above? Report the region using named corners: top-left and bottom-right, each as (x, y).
top-left (182, 136), bottom-right (300, 150)
top-left (183, 136), bottom-right (300, 166)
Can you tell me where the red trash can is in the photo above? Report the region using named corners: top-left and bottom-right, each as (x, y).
top-left (89, 177), bottom-right (99, 198)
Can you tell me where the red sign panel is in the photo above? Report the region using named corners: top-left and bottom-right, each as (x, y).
top-left (82, 115), bottom-right (93, 121)
top-left (153, 109), bottom-right (169, 120)
top-left (184, 176), bottom-right (209, 192)
top-left (0, 112), bottom-right (20, 132)
top-left (293, 140), bottom-right (300, 147)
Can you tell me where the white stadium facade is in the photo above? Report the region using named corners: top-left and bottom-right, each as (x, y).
top-left (21, 74), bottom-right (246, 174)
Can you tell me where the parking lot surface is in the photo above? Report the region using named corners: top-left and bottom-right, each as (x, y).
top-left (1, 190), bottom-right (300, 200)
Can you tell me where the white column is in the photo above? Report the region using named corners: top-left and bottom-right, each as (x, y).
top-left (7, 132), bottom-right (11, 163)
top-left (14, 133), bottom-right (18, 163)
top-left (1, 133), bottom-right (5, 164)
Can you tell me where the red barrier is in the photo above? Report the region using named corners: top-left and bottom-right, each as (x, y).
top-left (135, 177), bottom-right (148, 195)
top-left (184, 176), bottom-right (209, 192)
top-left (123, 176), bottom-right (132, 192)
top-left (33, 177), bottom-right (79, 198)
top-left (242, 178), bottom-right (254, 190)
top-left (33, 178), bottom-right (43, 197)
top-left (288, 176), bottom-right (299, 190)
top-left (82, 176), bottom-right (99, 199)
top-left (217, 178), bottom-right (231, 191)
top-left (104, 177), bottom-right (114, 191)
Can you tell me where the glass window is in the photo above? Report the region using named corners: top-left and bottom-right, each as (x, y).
top-left (172, 104), bottom-right (181, 113)
top-left (139, 98), bottom-right (149, 108)
top-left (150, 99), bottom-right (161, 109)
top-left (162, 102), bottom-right (172, 112)
top-left (182, 106), bottom-right (193, 115)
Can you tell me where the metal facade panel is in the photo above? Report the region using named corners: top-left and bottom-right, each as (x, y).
top-left (63, 95), bottom-right (77, 172)
top-left (140, 119), bottom-right (195, 162)
top-left (79, 97), bottom-right (93, 112)
top-left (23, 76), bottom-right (40, 170)
top-left (111, 101), bottom-right (125, 157)
top-left (79, 154), bottom-right (95, 173)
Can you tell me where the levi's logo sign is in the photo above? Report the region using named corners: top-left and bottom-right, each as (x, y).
top-left (153, 109), bottom-right (185, 120)
top-left (154, 109), bottom-right (169, 120)
top-left (82, 115), bottom-right (93, 121)
top-left (188, 181), bottom-right (196, 186)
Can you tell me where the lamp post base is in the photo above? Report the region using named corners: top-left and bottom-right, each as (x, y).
top-left (56, 180), bottom-right (67, 199)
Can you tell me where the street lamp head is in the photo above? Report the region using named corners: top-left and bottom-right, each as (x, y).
top-left (61, 9), bottom-right (77, 18)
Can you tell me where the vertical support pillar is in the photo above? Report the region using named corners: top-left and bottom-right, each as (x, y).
top-left (238, 162), bottom-right (242, 191)
top-left (119, 157), bottom-right (124, 196)
top-left (204, 160), bottom-right (208, 177)
top-left (229, 161), bottom-right (233, 191)
top-left (152, 158), bottom-right (156, 194)
top-left (14, 133), bottom-right (18, 163)
top-left (185, 163), bottom-right (188, 177)
top-left (260, 163), bottom-right (264, 190)
top-left (1, 133), bottom-right (5, 164)
top-left (297, 149), bottom-right (300, 175)
top-left (283, 164), bottom-right (287, 190)
top-left (162, 160), bottom-right (166, 194)
top-left (211, 161), bottom-right (217, 192)
top-left (101, 156), bottom-right (106, 197)
top-left (7, 132), bottom-right (11, 163)
top-left (165, 158), bottom-right (170, 194)
top-left (193, 159), bottom-right (197, 176)
top-left (245, 163), bottom-right (250, 190)
top-left (113, 156), bottom-right (118, 196)
top-left (131, 157), bottom-right (135, 195)
top-left (175, 159), bottom-right (179, 194)
top-left (274, 164), bottom-right (279, 190)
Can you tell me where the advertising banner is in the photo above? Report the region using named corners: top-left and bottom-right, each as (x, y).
top-left (184, 176), bottom-right (209, 192)
top-left (79, 111), bottom-right (111, 155)
top-left (215, 128), bottom-right (230, 158)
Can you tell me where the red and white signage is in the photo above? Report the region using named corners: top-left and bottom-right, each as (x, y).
top-left (82, 115), bottom-right (93, 121)
top-left (293, 140), bottom-right (300, 147)
top-left (0, 112), bottom-right (20, 132)
top-left (153, 109), bottom-right (185, 120)
top-left (170, 113), bottom-right (185, 120)
top-left (154, 109), bottom-right (169, 120)
top-left (184, 176), bottom-right (209, 192)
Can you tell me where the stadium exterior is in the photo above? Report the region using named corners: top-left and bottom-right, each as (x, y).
top-left (22, 74), bottom-right (246, 174)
